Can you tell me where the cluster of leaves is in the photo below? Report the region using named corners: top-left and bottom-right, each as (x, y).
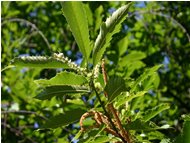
top-left (1, 1), bottom-right (190, 143)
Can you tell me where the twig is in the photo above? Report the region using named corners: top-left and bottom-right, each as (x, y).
top-left (1, 17), bottom-right (52, 51)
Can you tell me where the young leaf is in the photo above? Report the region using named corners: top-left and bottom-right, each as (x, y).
top-left (130, 65), bottom-right (162, 92)
top-left (35, 85), bottom-right (90, 100)
top-left (94, 5), bottom-right (104, 33)
top-left (61, 2), bottom-right (91, 63)
top-left (93, 3), bottom-right (131, 65)
top-left (11, 56), bottom-right (69, 68)
top-left (120, 51), bottom-right (146, 64)
top-left (115, 91), bottom-right (147, 108)
top-left (42, 108), bottom-right (86, 128)
top-left (117, 36), bottom-right (129, 56)
top-left (90, 136), bottom-right (110, 143)
top-left (71, 130), bottom-right (83, 143)
top-left (35, 71), bottom-right (88, 86)
top-left (105, 76), bottom-right (127, 103)
top-left (143, 103), bottom-right (170, 122)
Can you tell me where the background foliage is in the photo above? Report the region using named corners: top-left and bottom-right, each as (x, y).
top-left (1, 1), bottom-right (190, 143)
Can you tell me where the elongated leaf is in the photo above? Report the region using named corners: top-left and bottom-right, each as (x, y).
top-left (115, 91), bottom-right (147, 108)
top-left (105, 76), bottom-right (127, 103)
top-left (43, 108), bottom-right (86, 128)
top-left (11, 55), bottom-right (88, 76)
top-left (117, 36), bottom-right (129, 56)
top-left (35, 85), bottom-right (90, 100)
top-left (90, 136), bottom-right (110, 143)
top-left (120, 51), bottom-right (146, 66)
top-left (93, 3), bottom-right (131, 65)
top-left (94, 5), bottom-right (104, 32)
top-left (71, 130), bottom-right (83, 142)
top-left (124, 119), bottom-right (171, 131)
top-left (130, 65), bottom-right (162, 92)
top-left (11, 56), bottom-right (69, 68)
top-left (61, 2), bottom-right (91, 62)
top-left (143, 104), bottom-right (170, 122)
top-left (35, 71), bottom-right (88, 86)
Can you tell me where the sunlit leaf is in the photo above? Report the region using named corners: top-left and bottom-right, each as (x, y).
top-left (11, 56), bottom-right (70, 68)
top-left (93, 3), bottom-right (132, 65)
top-left (61, 2), bottom-right (91, 63)
top-left (117, 36), bottom-right (129, 56)
top-left (143, 103), bottom-right (170, 122)
top-left (120, 51), bottom-right (146, 64)
top-left (130, 65), bottom-right (162, 92)
top-left (90, 136), bottom-right (110, 143)
top-left (115, 91), bottom-right (147, 108)
top-left (35, 71), bottom-right (88, 86)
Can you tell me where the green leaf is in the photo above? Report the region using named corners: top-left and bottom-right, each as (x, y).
top-left (117, 36), bottom-right (129, 56)
top-left (93, 3), bottom-right (132, 65)
top-left (143, 104), bottom-right (170, 122)
top-left (90, 136), bottom-right (110, 143)
top-left (160, 138), bottom-right (171, 143)
top-left (11, 56), bottom-right (70, 69)
top-left (181, 114), bottom-right (190, 121)
top-left (105, 76), bottom-right (127, 103)
top-left (120, 51), bottom-right (146, 64)
top-left (183, 121), bottom-right (190, 143)
top-left (43, 108), bottom-right (86, 128)
top-left (130, 65), bottom-right (162, 92)
top-left (35, 85), bottom-right (90, 100)
top-left (174, 120), bottom-right (190, 143)
top-left (71, 130), bottom-right (83, 142)
top-left (115, 91), bottom-right (147, 108)
top-left (124, 119), bottom-right (171, 131)
top-left (35, 71), bottom-right (88, 86)
top-left (94, 5), bottom-right (104, 32)
top-left (61, 2), bottom-right (91, 63)
top-left (84, 4), bottom-right (93, 26)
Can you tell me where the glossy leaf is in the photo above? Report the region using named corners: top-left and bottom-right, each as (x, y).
top-left (43, 108), bottom-right (86, 128)
top-left (35, 71), bottom-right (88, 86)
top-left (35, 85), bottom-right (90, 100)
top-left (93, 3), bottom-right (131, 65)
top-left (61, 2), bottom-right (91, 62)
top-left (105, 76), bottom-right (127, 103)
top-left (143, 104), bottom-right (170, 122)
